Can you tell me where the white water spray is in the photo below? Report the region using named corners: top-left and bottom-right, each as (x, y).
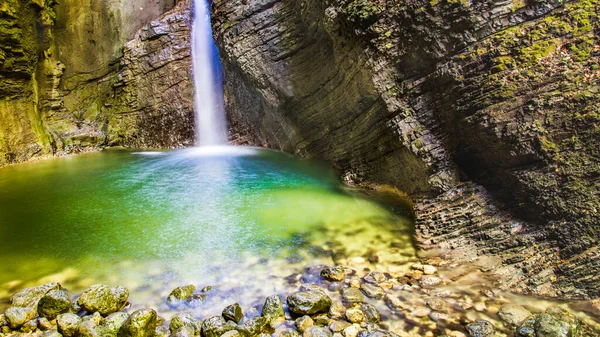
top-left (191, 0), bottom-right (228, 146)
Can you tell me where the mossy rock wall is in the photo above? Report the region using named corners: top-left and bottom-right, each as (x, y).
top-left (212, 0), bottom-right (600, 298)
top-left (0, 0), bottom-right (194, 166)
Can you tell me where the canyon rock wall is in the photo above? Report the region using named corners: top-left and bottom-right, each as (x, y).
top-left (212, 0), bottom-right (599, 298)
top-left (0, 0), bottom-right (195, 165)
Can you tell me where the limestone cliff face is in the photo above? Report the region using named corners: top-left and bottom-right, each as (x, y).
top-left (212, 0), bottom-right (599, 298)
top-left (0, 0), bottom-right (195, 165)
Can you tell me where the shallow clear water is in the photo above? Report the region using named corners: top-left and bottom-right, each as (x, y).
top-left (0, 147), bottom-right (414, 314)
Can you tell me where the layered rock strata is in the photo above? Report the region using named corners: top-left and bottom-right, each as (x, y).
top-left (212, 0), bottom-right (600, 298)
top-left (0, 0), bottom-right (195, 166)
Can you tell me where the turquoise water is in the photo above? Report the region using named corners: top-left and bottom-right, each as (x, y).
top-left (0, 147), bottom-right (414, 312)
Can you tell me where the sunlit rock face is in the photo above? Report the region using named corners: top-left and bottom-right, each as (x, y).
top-left (212, 0), bottom-right (600, 298)
top-left (0, 0), bottom-right (192, 166)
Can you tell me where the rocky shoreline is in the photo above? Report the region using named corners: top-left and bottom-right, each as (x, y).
top-left (1, 262), bottom-right (598, 337)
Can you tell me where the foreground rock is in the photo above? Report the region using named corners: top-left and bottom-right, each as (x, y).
top-left (167, 285), bottom-right (196, 308)
top-left (78, 284), bottom-right (129, 316)
top-left (11, 282), bottom-right (62, 309)
top-left (287, 289), bottom-right (332, 315)
top-left (118, 309), bottom-right (157, 337)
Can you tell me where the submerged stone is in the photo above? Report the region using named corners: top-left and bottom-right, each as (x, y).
top-left (498, 304), bottom-right (532, 326)
top-left (288, 290), bottom-right (332, 315)
top-left (185, 294), bottom-right (208, 308)
top-left (5, 306), bottom-right (37, 329)
top-left (363, 272), bottom-right (386, 284)
top-left (359, 284), bottom-right (384, 299)
top-left (117, 309), bottom-right (157, 337)
top-left (466, 320), bottom-right (495, 337)
top-left (345, 308), bottom-right (364, 324)
top-left (516, 317), bottom-right (536, 337)
top-left (223, 303), bottom-right (243, 323)
top-left (341, 288), bottom-right (363, 304)
top-left (78, 284), bottom-right (129, 316)
top-left (321, 266), bottom-right (345, 282)
top-left (38, 289), bottom-right (72, 320)
top-left (360, 303), bottom-right (380, 323)
top-left (167, 285), bottom-right (196, 308)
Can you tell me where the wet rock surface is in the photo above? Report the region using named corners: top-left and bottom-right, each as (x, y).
top-left (212, 0), bottom-right (600, 299)
top-left (77, 284), bottom-right (129, 316)
top-left (0, 268), bottom-right (597, 337)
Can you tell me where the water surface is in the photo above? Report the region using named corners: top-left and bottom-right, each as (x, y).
top-left (0, 147), bottom-right (414, 314)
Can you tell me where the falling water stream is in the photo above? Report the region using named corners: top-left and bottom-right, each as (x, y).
top-left (191, 0), bottom-right (227, 146)
top-left (0, 0), bottom-right (598, 335)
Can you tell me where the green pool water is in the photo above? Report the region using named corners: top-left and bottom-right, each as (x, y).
top-left (0, 147), bottom-right (414, 313)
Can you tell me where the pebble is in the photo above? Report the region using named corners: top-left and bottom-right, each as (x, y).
top-left (413, 308), bottom-right (431, 318)
top-left (473, 302), bottom-right (487, 312)
top-left (295, 316), bottom-right (314, 333)
top-left (419, 276), bottom-right (442, 288)
top-left (329, 301), bottom-right (346, 319)
top-left (423, 265), bottom-right (437, 275)
top-left (342, 288), bottom-right (363, 304)
top-left (498, 304), bottom-right (532, 325)
top-left (426, 298), bottom-right (448, 313)
top-left (359, 283), bottom-right (385, 299)
top-left (342, 325), bottom-right (359, 337)
top-left (345, 309), bottom-right (364, 323)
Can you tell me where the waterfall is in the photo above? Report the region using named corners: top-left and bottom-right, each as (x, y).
top-left (191, 0), bottom-right (227, 146)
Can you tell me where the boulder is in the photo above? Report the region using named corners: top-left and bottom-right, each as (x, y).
top-left (287, 290), bottom-right (332, 315)
top-left (78, 284), bottom-right (129, 316)
top-left (117, 309), bottom-right (157, 337)
top-left (321, 266), bottom-right (345, 282)
top-left (534, 313), bottom-right (571, 337)
top-left (201, 316), bottom-right (233, 337)
top-left (102, 312), bottom-right (130, 335)
top-left (57, 313), bottom-right (83, 337)
top-left (167, 285), bottom-right (196, 308)
top-left (170, 313), bottom-right (201, 336)
top-left (5, 306), bottom-right (37, 329)
top-left (261, 295), bottom-right (284, 321)
top-left (223, 303), bottom-right (243, 323)
top-left (237, 316), bottom-right (269, 336)
top-left (38, 289), bottom-right (72, 320)
top-left (11, 282), bottom-right (61, 309)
